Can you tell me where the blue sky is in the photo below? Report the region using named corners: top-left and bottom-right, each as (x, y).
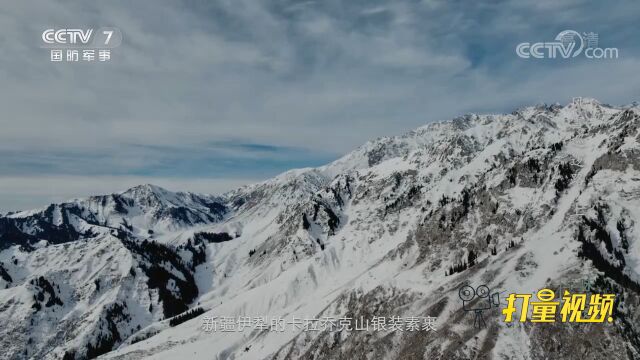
top-left (0, 0), bottom-right (639, 211)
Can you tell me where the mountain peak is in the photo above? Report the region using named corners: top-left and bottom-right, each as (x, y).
top-left (122, 183), bottom-right (167, 195)
top-left (119, 183), bottom-right (174, 205)
top-left (2, 99), bottom-right (640, 359)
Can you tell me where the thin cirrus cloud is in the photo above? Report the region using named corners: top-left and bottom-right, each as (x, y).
top-left (0, 142), bottom-right (332, 177)
top-left (0, 0), bottom-right (639, 211)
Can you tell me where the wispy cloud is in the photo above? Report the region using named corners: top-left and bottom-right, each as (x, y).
top-left (0, 141), bottom-right (334, 177)
top-left (0, 0), bottom-right (639, 211)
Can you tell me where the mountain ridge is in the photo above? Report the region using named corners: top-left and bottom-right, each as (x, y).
top-left (2, 98), bottom-right (640, 359)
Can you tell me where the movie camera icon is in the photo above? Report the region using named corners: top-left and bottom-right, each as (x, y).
top-left (459, 284), bottom-right (500, 328)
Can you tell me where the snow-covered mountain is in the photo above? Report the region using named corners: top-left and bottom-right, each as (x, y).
top-left (2, 98), bottom-right (640, 359)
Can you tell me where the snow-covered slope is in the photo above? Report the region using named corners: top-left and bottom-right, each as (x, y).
top-left (2, 99), bottom-right (640, 360)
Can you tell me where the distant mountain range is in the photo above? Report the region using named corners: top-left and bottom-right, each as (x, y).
top-left (1, 99), bottom-right (640, 359)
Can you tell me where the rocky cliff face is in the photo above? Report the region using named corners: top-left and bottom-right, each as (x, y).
top-left (1, 99), bottom-right (640, 359)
